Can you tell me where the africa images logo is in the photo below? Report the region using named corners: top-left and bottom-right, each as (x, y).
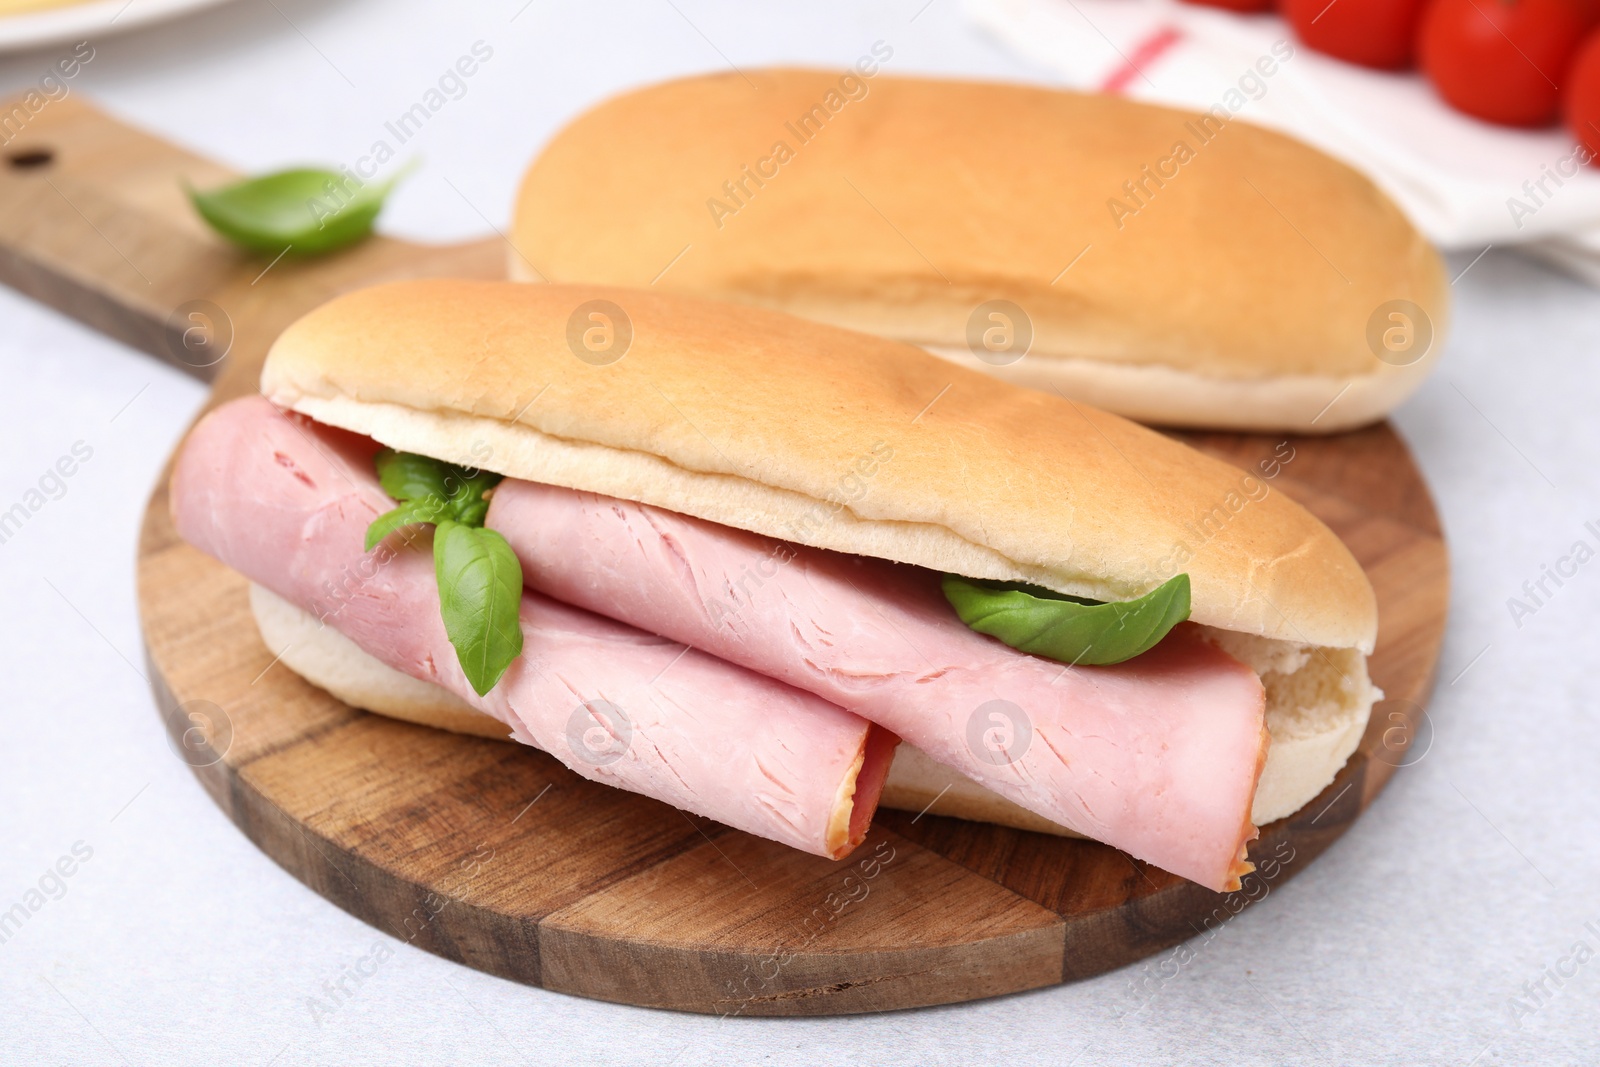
top-left (966, 700), bottom-right (1032, 766)
top-left (566, 700), bottom-right (633, 766)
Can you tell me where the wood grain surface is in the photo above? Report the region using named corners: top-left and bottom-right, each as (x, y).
top-left (2, 95), bottom-right (1450, 1016)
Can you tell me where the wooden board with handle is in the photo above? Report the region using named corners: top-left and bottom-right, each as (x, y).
top-left (0, 95), bottom-right (1450, 1016)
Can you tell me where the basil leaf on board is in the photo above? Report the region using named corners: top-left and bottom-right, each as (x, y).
top-left (363, 497), bottom-right (450, 552)
top-left (433, 520), bottom-right (525, 696)
top-left (942, 573), bottom-right (1191, 666)
top-left (187, 163), bottom-right (412, 256)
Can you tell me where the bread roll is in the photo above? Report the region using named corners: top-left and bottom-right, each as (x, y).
top-left (510, 70), bottom-right (1448, 432)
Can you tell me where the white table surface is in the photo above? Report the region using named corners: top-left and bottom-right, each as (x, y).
top-left (2, 2), bottom-right (1597, 1064)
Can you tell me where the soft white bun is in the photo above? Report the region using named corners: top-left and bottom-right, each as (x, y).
top-left (251, 585), bottom-right (1374, 829)
top-left (510, 70), bottom-right (1450, 433)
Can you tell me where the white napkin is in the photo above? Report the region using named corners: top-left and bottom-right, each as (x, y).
top-left (966, 0), bottom-right (1600, 281)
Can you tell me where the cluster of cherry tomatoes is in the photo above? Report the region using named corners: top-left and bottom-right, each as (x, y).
top-left (1185, 0), bottom-right (1600, 157)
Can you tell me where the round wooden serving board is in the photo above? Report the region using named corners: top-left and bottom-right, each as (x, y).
top-left (3, 96), bottom-right (1450, 1017)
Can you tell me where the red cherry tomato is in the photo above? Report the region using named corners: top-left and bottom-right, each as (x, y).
top-left (1568, 31), bottom-right (1600, 160)
top-left (1178, 0), bottom-right (1276, 11)
top-left (1419, 0), bottom-right (1590, 126)
top-left (1282, 0), bottom-right (1429, 69)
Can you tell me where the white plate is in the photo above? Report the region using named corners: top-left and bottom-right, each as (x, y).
top-left (0, 0), bottom-right (236, 54)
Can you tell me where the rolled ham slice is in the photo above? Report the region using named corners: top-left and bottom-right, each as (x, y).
top-left (488, 483), bottom-right (1269, 891)
top-left (168, 397), bottom-right (893, 859)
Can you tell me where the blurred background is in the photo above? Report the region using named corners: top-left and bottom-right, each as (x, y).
top-left (0, 2), bottom-right (1596, 1065)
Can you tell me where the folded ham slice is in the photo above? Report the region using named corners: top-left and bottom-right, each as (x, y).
top-left (487, 483), bottom-right (1269, 891)
top-left (169, 397), bottom-right (893, 859)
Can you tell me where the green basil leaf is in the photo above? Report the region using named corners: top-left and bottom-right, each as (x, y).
top-left (942, 573), bottom-right (1191, 666)
top-left (375, 448), bottom-right (453, 505)
top-left (433, 519), bottom-right (524, 696)
top-left (364, 497), bottom-right (450, 552)
top-left (443, 467), bottom-right (501, 526)
top-left (186, 163), bottom-right (412, 256)
top-left (368, 450), bottom-right (516, 693)
top-left (375, 448), bottom-right (501, 525)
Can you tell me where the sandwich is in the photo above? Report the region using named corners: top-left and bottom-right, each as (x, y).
top-left (509, 69), bottom-right (1449, 433)
top-left (170, 279), bottom-right (1379, 893)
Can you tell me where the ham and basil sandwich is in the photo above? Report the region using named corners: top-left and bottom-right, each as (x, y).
top-left (509, 69), bottom-right (1448, 433)
top-left (170, 279), bottom-right (1380, 893)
